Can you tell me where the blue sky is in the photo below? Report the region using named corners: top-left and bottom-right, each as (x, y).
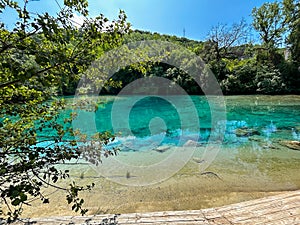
top-left (1, 0), bottom-right (276, 41)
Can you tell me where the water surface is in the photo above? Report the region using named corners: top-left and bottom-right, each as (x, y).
top-left (25, 95), bottom-right (300, 217)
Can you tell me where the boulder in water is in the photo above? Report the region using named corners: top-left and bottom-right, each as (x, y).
top-left (183, 140), bottom-right (202, 147)
top-left (279, 140), bottom-right (300, 151)
top-left (235, 127), bottom-right (260, 137)
top-left (155, 145), bottom-right (170, 153)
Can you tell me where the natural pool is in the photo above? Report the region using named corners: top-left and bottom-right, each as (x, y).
top-left (23, 95), bottom-right (300, 217)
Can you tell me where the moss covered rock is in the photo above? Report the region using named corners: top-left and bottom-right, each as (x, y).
top-left (279, 140), bottom-right (300, 151)
top-left (235, 127), bottom-right (260, 137)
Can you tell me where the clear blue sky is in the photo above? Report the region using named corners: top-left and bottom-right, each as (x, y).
top-left (1, 0), bottom-right (276, 41)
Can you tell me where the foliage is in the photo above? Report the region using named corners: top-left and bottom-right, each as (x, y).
top-left (255, 65), bottom-right (287, 94)
top-left (283, 0), bottom-right (300, 62)
top-left (207, 19), bottom-right (248, 61)
top-left (278, 60), bottom-right (300, 92)
top-left (220, 59), bottom-right (257, 94)
top-left (251, 0), bottom-right (299, 94)
top-left (252, 1), bottom-right (286, 49)
top-left (109, 23), bottom-right (299, 95)
top-left (124, 29), bottom-right (203, 49)
top-left (0, 0), bottom-right (129, 221)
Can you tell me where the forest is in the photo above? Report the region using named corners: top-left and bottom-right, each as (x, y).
top-left (57, 0), bottom-right (300, 96)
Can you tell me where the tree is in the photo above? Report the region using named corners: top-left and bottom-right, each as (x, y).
top-left (252, 0), bottom-right (299, 93)
top-left (252, 1), bottom-right (286, 49)
top-left (220, 58), bottom-right (257, 94)
top-left (207, 19), bottom-right (248, 61)
top-left (205, 19), bottom-right (248, 81)
top-left (0, 0), bottom-right (129, 222)
top-left (283, 0), bottom-right (300, 62)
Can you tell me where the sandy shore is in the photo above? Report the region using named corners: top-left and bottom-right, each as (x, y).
top-left (17, 144), bottom-right (300, 218)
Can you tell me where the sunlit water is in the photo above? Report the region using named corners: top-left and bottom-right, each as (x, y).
top-left (26, 95), bottom-right (300, 216)
top-left (74, 95), bottom-right (300, 155)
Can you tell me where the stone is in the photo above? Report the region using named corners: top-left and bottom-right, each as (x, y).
top-left (192, 157), bottom-right (205, 164)
top-left (235, 127), bottom-right (260, 137)
top-left (155, 145), bottom-right (170, 153)
top-left (279, 140), bottom-right (300, 151)
top-left (183, 140), bottom-right (202, 147)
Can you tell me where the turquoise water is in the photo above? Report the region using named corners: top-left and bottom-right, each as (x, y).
top-left (73, 95), bottom-right (300, 151)
top-left (68, 95), bottom-right (300, 186)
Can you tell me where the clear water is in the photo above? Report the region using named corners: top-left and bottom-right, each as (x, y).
top-left (67, 95), bottom-right (300, 186)
top-left (24, 95), bottom-right (300, 216)
top-left (75, 95), bottom-right (300, 149)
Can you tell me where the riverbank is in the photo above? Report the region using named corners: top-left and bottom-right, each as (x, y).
top-left (18, 142), bottom-right (300, 218)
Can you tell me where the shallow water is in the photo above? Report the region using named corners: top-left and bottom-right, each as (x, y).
top-left (23, 95), bottom-right (300, 217)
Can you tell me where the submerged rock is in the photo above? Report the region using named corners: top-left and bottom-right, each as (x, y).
top-left (279, 140), bottom-right (300, 151)
top-left (183, 140), bottom-right (202, 147)
top-left (200, 171), bottom-right (222, 180)
top-left (155, 145), bottom-right (170, 153)
top-left (235, 127), bottom-right (260, 137)
top-left (248, 136), bottom-right (262, 142)
top-left (192, 157), bottom-right (205, 164)
top-left (262, 144), bottom-right (278, 150)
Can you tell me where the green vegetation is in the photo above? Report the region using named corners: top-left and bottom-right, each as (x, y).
top-left (113, 0), bottom-right (298, 95)
top-left (0, 0), bottom-right (299, 222)
top-left (0, 0), bottom-right (128, 221)
top-left (51, 0), bottom-right (300, 95)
